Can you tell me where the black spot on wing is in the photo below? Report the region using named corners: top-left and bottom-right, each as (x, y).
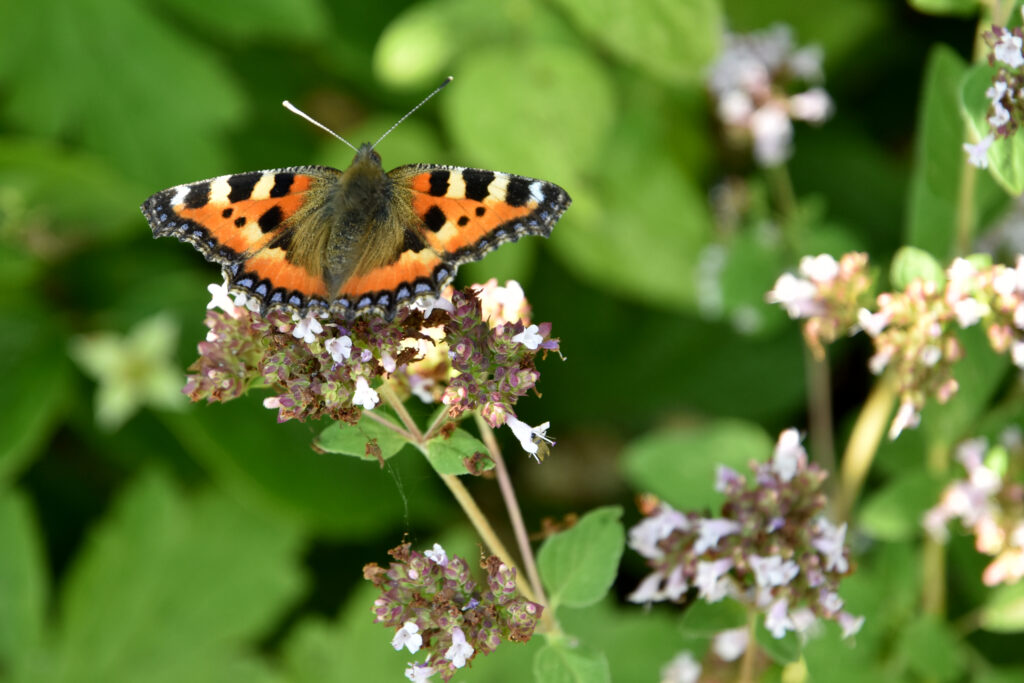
top-left (234, 216), bottom-right (246, 228)
top-left (423, 205), bottom-right (446, 232)
top-left (457, 216), bottom-right (469, 226)
top-left (228, 173), bottom-right (262, 202)
top-left (505, 177), bottom-right (530, 207)
top-left (269, 173), bottom-right (294, 197)
top-left (258, 205), bottom-right (284, 233)
top-left (462, 169), bottom-right (494, 201)
top-left (475, 206), bottom-right (486, 216)
top-left (428, 170), bottom-right (450, 196)
top-left (401, 229), bottom-right (427, 253)
top-left (222, 207), bottom-right (233, 218)
top-left (183, 183), bottom-right (210, 209)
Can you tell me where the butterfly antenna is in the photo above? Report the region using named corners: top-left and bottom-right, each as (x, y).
top-left (372, 76), bottom-right (454, 149)
top-left (282, 100), bottom-right (359, 152)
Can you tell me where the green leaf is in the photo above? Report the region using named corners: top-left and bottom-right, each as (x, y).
top-left (0, 487), bottom-right (46, 679)
top-left (905, 45), bottom-right (967, 258)
top-left (896, 615), bottom-right (968, 682)
top-left (908, 0), bottom-right (978, 16)
top-left (890, 245), bottom-right (946, 290)
top-left (534, 642), bottom-right (610, 683)
top-left (314, 414), bottom-right (410, 461)
top-left (980, 581), bottom-right (1024, 632)
top-left (548, 0), bottom-right (722, 83)
top-left (425, 428), bottom-right (494, 475)
top-left (622, 420), bottom-right (773, 512)
top-left (963, 62), bottom-right (1024, 195)
top-left (538, 507), bottom-right (624, 611)
top-left (858, 470), bottom-right (944, 542)
top-left (41, 470), bottom-right (304, 681)
top-left (153, 0), bottom-right (329, 43)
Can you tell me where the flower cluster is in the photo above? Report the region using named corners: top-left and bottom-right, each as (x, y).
top-left (364, 543), bottom-right (542, 681)
top-left (768, 252), bottom-right (1024, 439)
top-left (924, 430), bottom-right (1024, 586)
top-left (766, 252), bottom-right (874, 358)
top-left (184, 278), bottom-right (559, 456)
top-left (627, 429), bottom-right (862, 668)
top-left (706, 23), bottom-right (834, 167)
top-left (965, 18), bottom-right (1024, 168)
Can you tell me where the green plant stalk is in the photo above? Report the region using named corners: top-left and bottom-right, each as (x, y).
top-left (805, 347), bottom-right (837, 476)
top-left (834, 376), bottom-right (898, 523)
top-left (738, 608), bottom-right (758, 683)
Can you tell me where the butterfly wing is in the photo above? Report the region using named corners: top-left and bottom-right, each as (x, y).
top-left (141, 166), bottom-right (343, 313)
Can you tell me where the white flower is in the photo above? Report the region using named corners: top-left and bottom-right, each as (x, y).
top-left (1013, 340), bottom-right (1024, 369)
top-left (812, 518), bottom-right (849, 572)
top-left (765, 598), bottom-right (795, 638)
top-left (799, 253), bottom-right (840, 282)
top-left (291, 314), bottom-right (323, 343)
top-left (749, 554), bottom-right (800, 588)
top-left (788, 87), bottom-right (833, 123)
top-left (717, 90), bottom-right (754, 125)
top-left (987, 80), bottom-right (1008, 103)
top-left (695, 559), bottom-right (734, 602)
top-left (750, 103), bottom-right (794, 166)
top-left (506, 415), bottom-right (553, 459)
top-left (424, 543), bottom-right (448, 566)
top-left (404, 663), bottom-right (435, 682)
top-left (392, 621), bottom-right (422, 654)
top-left (694, 518), bottom-right (742, 554)
top-left (352, 377), bottom-right (380, 410)
top-left (963, 135), bottom-right (994, 169)
top-left (838, 611), bottom-right (866, 639)
top-left (819, 590), bottom-right (844, 614)
top-left (954, 297), bottom-right (983, 328)
top-left (628, 570), bottom-right (666, 604)
top-left (788, 43), bottom-right (824, 80)
top-left (325, 336), bottom-right (352, 363)
top-left (857, 308), bottom-right (890, 337)
top-left (919, 344), bottom-right (942, 367)
top-left (660, 651), bottom-right (702, 683)
top-left (995, 33), bottom-right (1024, 68)
top-left (414, 295), bottom-right (454, 318)
top-left (628, 503), bottom-right (691, 559)
top-left (766, 273), bottom-right (823, 319)
top-left (790, 606), bottom-right (820, 635)
top-left (949, 257), bottom-right (977, 283)
top-left (1016, 302), bottom-right (1024, 330)
top-left (381, 350), bottom-right (397, 374)
top-left (772, 428), bottom-right (806, 482)
top-left (715, 465), bottom-right (744, 492)
top-left (868, 346), bottom-right (895, 375)
top-left (445, 627), bottom-right (474, 668)
top-left (888, 400), bottom-right (921, 439)
top-left (711, 626), bottom-right (749, 662)
top-left (206, 278), bottom-right (238, 313)
top-left (663, 564), bottom-right (689, 601)
top-left (511, 324), bottom-right (543, 350)
top-left (989, 101), bottom-right (1011, 127)
top-left (994, 267), bottom-right (1019, 297)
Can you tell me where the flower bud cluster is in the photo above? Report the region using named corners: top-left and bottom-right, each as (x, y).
top-left (965, 18), bottom-right (1024, 168)
top-left (706, 23), bottom-right (833, 167)
top-left (364, 543), bottom-right (542, 681)
top-left (627, 429), bottom-right (862, 652)
top-left (924, 430), bottom-right (1024, 586)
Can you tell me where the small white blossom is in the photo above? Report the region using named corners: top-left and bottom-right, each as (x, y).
top-left (711, 626), bottom-right (749, 662)
top-left (694, 518), bottom-right (742, 554)
top-left (799, 253), bottom-right (840, 282)
top-left (995, 33), bottom-right (1024, 68)
top-left (888, 400), bottom-right (921, 439)
top-left (627, 570), bottom-right (666, 604)
top-left (838, 611), bottom-right (866, 639)
top-left (995, 267), bottom-right (1019, 297)
top-left (1012, 340), bottom-right (1024, 369)
top-left (392, 621), bottom-right (422, 654)
top-left (765, 598), bottom-right (795, 638)
top-left (772, 428), bottom-right (806, 482)
top-left (445, 627), bottom-right (474, 668)
top-left (511, 324), bottom-right (543, 350)
top-left (868, 346), bottom-right (895, 375)
top-left (206, 278), bottom-right (237, 313)
top-left (819, 590), bottom-right (844, 614)
top-left (715, 465), bottom-right (744, 492)
top-left (1015, 303), bottom-right (1024, 330)
top-left (353, 377), bottom-right (380, 410)
top-left (414, 295), bottom-right (455, 318)
top-left (663, 564), bottom-right (689, 601)
top-left (660, 651), bottom-right (702, 683)
top-left (790, 606), bottom-right (820, 635)
top-left (919, 344), bottom-right (942, 367)
top-left (291, 314), bottom-right (323, 343)
top-left (766, 273), bottom-right (823, 318)
top-left (949, 257), bottom-right (977, 284)
top-left (749, 554), bottom-right (800, 587)
top-left (325, 336), bottom-right (352, 363)
top-left (404, 663), bottom-right (435, 682)
top-left (424, 543), bottom-right (448, 566)
top-left (989, 101), bottom-right (1011, 127)
top-left (857, 308), bottom-right (890, 337)
top-left (963, 135), bottom-right (994, 169)
top-left (954, 297), bottom-right (983, 328)
top-left (750, 103), bottom-right (794, 166)
top-left (717, 90), bottom-right (754, 125)
top-left (788, 87), bottom-right (833, 123)
top-left (506, 415), bottom-right (553, 459)
top-left (381, 350), bottom-right (397, 374)
top-left (628, 503), bottom-right (691, 559)
top-left (987, 80), bottom-right (1009, 103)
top-left (695, 559), bottom-right (734, 602)
top-left (812, 518), bottom-right (849, 573)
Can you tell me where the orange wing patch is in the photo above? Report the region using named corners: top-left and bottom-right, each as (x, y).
top-left (339, 249), bottom-right (443, 298)
top-left (410, 193), bottom-right (533, 253)
top-left (243, 248), bottom-right (329, 298)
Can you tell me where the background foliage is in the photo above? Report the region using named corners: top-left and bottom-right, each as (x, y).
top-left (1, 0), bottom-right (1021, 680)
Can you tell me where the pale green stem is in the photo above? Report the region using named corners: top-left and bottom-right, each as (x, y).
top-left (805, 347), bottom-right (837, 477)
top-left (738, 608), bottom-right (758, 683)
top-left (834, 377), bottom-right (898, 523)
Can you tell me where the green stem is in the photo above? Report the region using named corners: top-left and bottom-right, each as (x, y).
top-left (805, 346), bottom-right (837, 477)
top-left (738, 608), bottom-right (758, 683)
top-left (834, 377), bottom-right (898, 523)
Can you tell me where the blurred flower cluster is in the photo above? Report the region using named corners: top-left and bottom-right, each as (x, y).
top-left (627, 428), bottom-right (862, 670)
top-left (364, 543), bottom-right (542, 681)
top-left (924, 430), bottom-right (1024, 587)
top-left (184, 277), bottom-right (558, 455)
top-left (965, 14), bottom-right (1024, 168)
top-left (768, 252), bottom-right (1024, 438)
top-left (706, 23), bottom-right (834, 167)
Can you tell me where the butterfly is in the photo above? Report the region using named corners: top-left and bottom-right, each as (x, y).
top-left (141, 82), bottom-right (571, 320)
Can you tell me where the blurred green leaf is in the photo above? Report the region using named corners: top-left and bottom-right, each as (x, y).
top-left (963, 62), bottom-right (1024, 196)
top-left (622, 420), bottom-right (773, 512)
top-left (154, 0), bottom-right (329, 43)
top-left (714, 231), bottom-right (788, 336)
top-left (534, 641), bottom-right (610, 683)
top-left (0, 488), bottom-right (47, 679)
top-left (890, 245), bottom-right (946, 289)
top-left (425, 428), bottom-right (493, 475)
top-left (549, 0), bottom-right (722, 83)
top-left (678, 599), bottom-right (747, 657)
top-left (896, 615), bottom-right (968, 682)
top-left (908, 0), bottom-right (978, 16)
top-left (981, 581), bottom-right (1024, 633)
top-left (858, 470), bottom-right (943, 542)
top-left (32, 470), bottom-right (303, 682)
top-left (755, 619), bottom-right (800, 664)
top-left (315, 414), bottom-right (410, 461)
top-left (0, 0), bottom-right (245, 182)
top-left (538, 506), bottom-right (624, 611)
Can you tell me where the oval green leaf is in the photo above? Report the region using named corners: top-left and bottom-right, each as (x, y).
top-left (537, 506), bottom-right (624, 611)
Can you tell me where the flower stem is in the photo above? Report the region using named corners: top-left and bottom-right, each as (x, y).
top-left (834, 376), bottom-right (898, 522)
top-left (923, 441), bottom-right (951, 616)
top-left (805, 346), bottom-right (837, 477)
top-left (474, 413), bottom-right (549, 607)
top-left (378, 383), bottom-right (422, 440)
top-left (362, 409), bottom-right (418, 443)
top-left (738, 608), bottom-right (758, 683)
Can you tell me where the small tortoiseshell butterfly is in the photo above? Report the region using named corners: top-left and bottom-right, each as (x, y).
top-left (141, 78), bottom-right (571, 320)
